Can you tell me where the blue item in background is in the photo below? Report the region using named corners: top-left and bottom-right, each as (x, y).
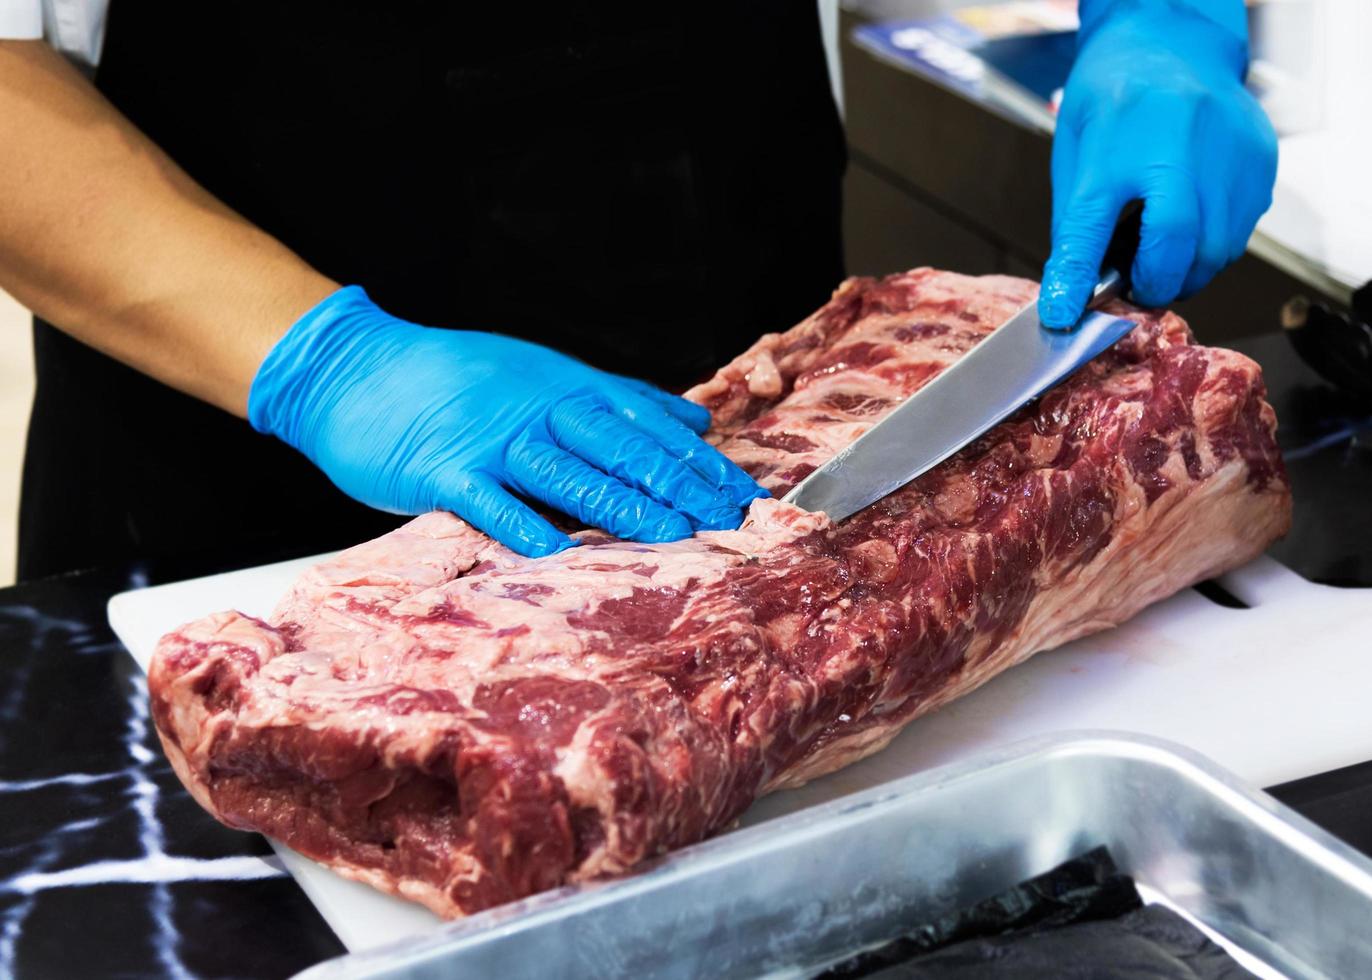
top-left (977, 31), bottom-right (1077, 106)
top-left (852, 14), bottom-right (1075, 128)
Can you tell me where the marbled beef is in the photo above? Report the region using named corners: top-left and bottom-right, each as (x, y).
top-left (149, 270), bottom-right (1291, 918)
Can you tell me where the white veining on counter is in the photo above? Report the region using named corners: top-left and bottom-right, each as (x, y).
top-left (5, 853), bottom-right (286, 895)
top-left (1, 604), bottom-right (133, 723)
top-left (125, 669), bottom-right (226, 978)
top-left (0, 604), bottom-right (289, 977)
top-left (0, 606), bottom-right (85, 725)
top-left (0, 772), bottom-right (126, 793)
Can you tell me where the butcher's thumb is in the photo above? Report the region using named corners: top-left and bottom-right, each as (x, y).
top-left (1039, 190), bottom-right (1121, 331)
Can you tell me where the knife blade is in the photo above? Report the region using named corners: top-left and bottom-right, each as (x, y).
top-left (782, 207), bottom-right (1144, 523)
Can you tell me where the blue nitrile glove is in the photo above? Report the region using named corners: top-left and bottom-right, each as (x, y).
top-left (249, 286), bottom-right (766, 557)
top-left (1038, 0), bottom-right (1277, 328)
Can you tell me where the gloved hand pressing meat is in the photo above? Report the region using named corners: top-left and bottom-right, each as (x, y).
top-left (1038, 0), bottom-right (1277, 328)
top-left (249, 286), bottom-right (765, 557)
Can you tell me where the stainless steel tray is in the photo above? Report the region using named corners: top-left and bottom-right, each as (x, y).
top-left (297, 733), bottom-right (1372, 979)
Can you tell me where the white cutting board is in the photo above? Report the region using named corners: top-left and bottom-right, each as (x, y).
top-left (109, 554), bottom-right (1371, 951)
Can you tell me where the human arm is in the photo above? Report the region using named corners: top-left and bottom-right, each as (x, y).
top-left (0, 40), bottom-right (763, 554)
top-left (0, 40), bottom-right (336, 414)
top-left (1037, 0), bottom-right (1277, 328)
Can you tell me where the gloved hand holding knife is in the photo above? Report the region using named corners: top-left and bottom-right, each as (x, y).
top-left (1039, 0), bottom-right (1278, 330)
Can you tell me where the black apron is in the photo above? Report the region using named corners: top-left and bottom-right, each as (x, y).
top-left (17, 2), bottom-right (845, 581)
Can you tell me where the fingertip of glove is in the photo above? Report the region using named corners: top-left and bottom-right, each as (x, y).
top-left (719, 472), bottom-right (767, 506)
top-left (500, 508), bottom-right (576, 558)
top-left (663, 511), bottom-right (695, 539)
top-left (698, 504), bottom-right (746, 532)
top-left (1129, 282), bottom-right (1180, 310)
top-left (1039, 309), bottom-right (1077, 331)
top-left (521, 534), bottom-right (578, 559)
top-left (673, 398), bottom-right (712, 434)
top-left (1037, 284), bottom-right (1080, 332)
top-left (639, 511), bottom-right (694, 543)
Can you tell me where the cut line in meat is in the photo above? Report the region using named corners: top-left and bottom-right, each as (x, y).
top-left (149, 269), bottom-right (1291, 918)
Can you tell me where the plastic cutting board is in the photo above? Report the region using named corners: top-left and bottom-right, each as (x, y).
top-left (108, 553), bottom-right (1371, 951)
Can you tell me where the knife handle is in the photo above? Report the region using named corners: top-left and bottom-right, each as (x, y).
top-left (1089, 201), bottom-right (1143, 310)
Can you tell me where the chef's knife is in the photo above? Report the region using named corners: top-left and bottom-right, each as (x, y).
top-left (782, 206), bottom-right (1143, 523)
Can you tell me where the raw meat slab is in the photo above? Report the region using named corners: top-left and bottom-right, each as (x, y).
top-left (145, 270), bottom-right (1291, 919)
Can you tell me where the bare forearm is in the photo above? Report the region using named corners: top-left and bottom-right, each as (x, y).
top-left (0, 40), bottom-right (336, 416)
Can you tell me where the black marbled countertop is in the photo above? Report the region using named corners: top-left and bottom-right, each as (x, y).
top-left (0, 565), bottom-right (346, 978)
top-left (1, 333), bottom-right (1368, 979)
